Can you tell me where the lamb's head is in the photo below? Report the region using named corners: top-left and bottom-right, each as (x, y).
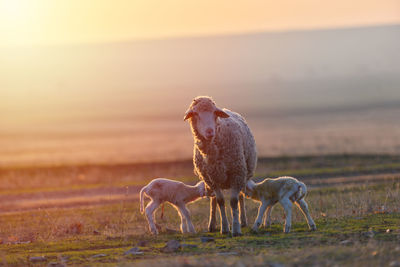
top-left (245, 180), bottom-right (257, 198)
top-left (195, 181), bottom-right (206, 197)
top-left (184, 96), bottom-right (229, 142)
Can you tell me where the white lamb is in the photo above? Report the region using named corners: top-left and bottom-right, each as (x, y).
top-left (139, 178), bottom-right (206, 234)
top-left (246, 176), bottom-right (317, 233)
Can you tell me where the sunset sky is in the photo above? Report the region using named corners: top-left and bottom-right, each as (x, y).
top-left (0, 0), bottom-right (399, 46)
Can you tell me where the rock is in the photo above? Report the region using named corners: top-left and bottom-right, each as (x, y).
top-left (361, 230), bottom-right (375, 238)
top-left (91, 254), bottom-right (107, 258)
top-left (180, 244), bottom-right (198, 248)
top-left (200, 236), bottom-right (215, 243)
top-left (162, 240), bottom-right (181, 252)
top-left (339, 240), bottom-right (353, 245)
top-left (47, 262), bottom-right (66, 267)
top-left (165, 227), bottom-right (180, 234)
top-left (30, 256), bottom-right (47, 263)
top-left (269, 263), bottom-right (285, 267)
top-left (12, 241), bottom-right (31, 245)
top-left (124, 247), bottom-right (144, 256)
top-left (217, 252), bottom-right (238, 256)
top-left (390, 261), bottom-right (400, 267)
top-left (137, 240), bottom-right (147, 247)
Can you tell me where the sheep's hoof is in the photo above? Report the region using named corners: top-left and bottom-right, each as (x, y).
top-left (232, 232), bottom-right (242, 237)
top-left (310, 225), bottom-right (317, 231)
top-left (150, 229), bottom-right (159, 235)
top-left (208, 225), bottom-right (217, 233)
top-left (221, 229), bottom-right (229, 235)
top-left (241, 221), bottom-right (248, 227)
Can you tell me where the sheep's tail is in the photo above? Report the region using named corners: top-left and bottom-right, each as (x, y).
top-left (140, 186), bottom-right (146, 214)
top-left (296, 182), bottom-right (307, 201)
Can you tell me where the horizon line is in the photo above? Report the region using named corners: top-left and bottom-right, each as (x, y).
top-left (2, 22), bottom-right (399, 49)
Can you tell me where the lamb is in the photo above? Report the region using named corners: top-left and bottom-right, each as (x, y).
top-left (139, 178), bottom-right (206, 234)
top-left (245, 176), bottom-right (317, 233)
top-left (184, 96), bottom-right (257, 236)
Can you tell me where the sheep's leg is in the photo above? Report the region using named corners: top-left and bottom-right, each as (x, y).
top-left (215, 189), bottom-right (229, 234)
top-left (239, 192), bottom-right (247, 227)
top-left (177, 204), bottom-right (196, 233)
top-left (145, 200), bottom-right (160, 234)
top-left (253, 199), bottom-right (270, 232)
top-left (280, 197), bottom-right (293, 233)
top-left (208, 196), bottom-right (217, 232)
top-left (295, 199), bottom-right (317, 231)
top-left (263, 205), bottom-right (273, 228)
top-left (230, 188), bottom-right (242, 236)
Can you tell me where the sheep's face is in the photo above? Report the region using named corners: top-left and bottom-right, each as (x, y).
top-left (184, 96), bottom-right (229, 142)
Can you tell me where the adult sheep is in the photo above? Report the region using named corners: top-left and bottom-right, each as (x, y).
top-left (184, 96), bottom-right (257, 236)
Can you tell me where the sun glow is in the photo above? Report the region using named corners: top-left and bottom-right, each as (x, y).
top-left (0, 0), bottom-right (399, 47)
top-left (1, 0), bottom-right (33, 45)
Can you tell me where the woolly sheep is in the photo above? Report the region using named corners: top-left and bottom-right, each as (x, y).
top-left (140, 178), bottom-right (206, 234)
top-left (184, 96), bottom-right (257, 236)
top-left (246, 176), bottom-right (317, 233)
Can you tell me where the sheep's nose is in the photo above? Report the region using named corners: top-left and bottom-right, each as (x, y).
top-left (205, 128), bottom-right (214, 139)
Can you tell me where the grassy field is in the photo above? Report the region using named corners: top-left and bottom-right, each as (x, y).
top-left (0, 154), bottom-right (400, 266)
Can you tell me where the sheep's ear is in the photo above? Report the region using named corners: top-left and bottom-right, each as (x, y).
top-left (215, 108), bottom-right (229, 118)
top-left (184, 109), bottom-right (194, 121)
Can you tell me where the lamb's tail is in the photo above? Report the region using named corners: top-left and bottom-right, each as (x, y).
top-left (140, 186), bottom-right (147, 214)
top-left (296, 182), bottom-right (307, 201)
top-left (160, 203), bottom-right (165, 220)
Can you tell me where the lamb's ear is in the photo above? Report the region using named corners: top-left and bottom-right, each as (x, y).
top-left (215, 108), bottom-right (229, 118)
top-left (184, 109), bottom-right (194, 121)
top-left (246, 180), bottom-right (256, 194)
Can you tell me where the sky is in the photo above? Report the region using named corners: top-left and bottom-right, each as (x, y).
top-left (0, 0), bottom-right (399, 46)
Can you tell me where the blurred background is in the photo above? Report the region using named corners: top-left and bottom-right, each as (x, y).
top-left (1, 0), bottom-right (400, 167)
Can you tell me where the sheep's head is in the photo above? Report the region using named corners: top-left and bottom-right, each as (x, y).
top-left (184, 96), bottom-right (229, 142)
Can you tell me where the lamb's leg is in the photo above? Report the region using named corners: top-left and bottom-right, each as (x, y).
top-left (295, 199), bottom-right (317, 231)
top-left (178, 204), bottom-right (196, 233)
top-left (174, 204), bottom-right (188, 233)
top-left (239, 192), bottom-right (247, 227)
top-left (230, 188), bottom-right (242, 236)
top-left (280, 197), bottom-right (293, 233)
top-left (263, 205), bottom-right (273, 228)
top-left (145, 200), bottom-right (160, 234)
top-left (208, 196), bottom-right (217, 232)
top-left (215, 189), bottom-right (229, 234)
top-left (253, 199), bottom-right (270, 232)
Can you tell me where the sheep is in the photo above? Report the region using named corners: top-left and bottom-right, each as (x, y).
top-left (184, 96), bottom-right (257, 236)
top-left (139, 178), bottom-right (206, 234)
top-left (245, 176), bottom-right (317, 233)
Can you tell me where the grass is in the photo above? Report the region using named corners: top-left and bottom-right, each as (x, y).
top-left (1, 212), bottom-right (399, 266)
top-left (0, 180), bottom-right (399, 266)
top-left (0, 154), bottom-right (400, 266)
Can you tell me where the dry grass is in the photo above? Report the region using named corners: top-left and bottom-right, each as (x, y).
top-left (0, 155), bottom-right (400, 266)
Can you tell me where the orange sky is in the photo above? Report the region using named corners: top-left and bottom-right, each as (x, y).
top-left (0, 0), bottom-right (399, 46)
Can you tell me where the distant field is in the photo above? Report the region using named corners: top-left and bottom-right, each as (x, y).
top-left (0, 154), bottom-right (400, 266)
top-left (2, 107), bottom-right (400, 167)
